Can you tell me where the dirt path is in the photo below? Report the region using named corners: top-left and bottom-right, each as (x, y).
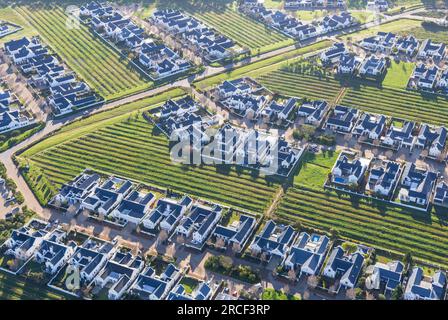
top-left (265, 186), bottom-right (285, 219)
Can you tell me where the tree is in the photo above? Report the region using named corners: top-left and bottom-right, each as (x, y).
top-left (391, 285), bottom-right (403, 300)
top-left (293, 221), bottom-right (302, 231)
top-left (345, 288), bottom-right (356, 300)
top-left (403, 252), bottom-right (413, 269)
top-left (354, 287), bottom-right (364, 300)
top-left (6, 258), bottom-right (17, 270)
top-left (231, 242), bottom-right (241, 255)
top-left (329, 227), bottom-right (339, 240)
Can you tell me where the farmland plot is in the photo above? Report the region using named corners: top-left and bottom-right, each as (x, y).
top-left (17, 6), bottom-right (152, 100)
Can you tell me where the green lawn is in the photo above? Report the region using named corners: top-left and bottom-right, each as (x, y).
top-left (276, 153), bottom-right (448, 267)
top-left (16, 6), bottom-right (153, 100)
top-left (263, 0), bottom-right (284, 9)
top-left (0, 123), bottom-right (45, 153)
top-left (179, 277), bottom-right (200, 294)
top-left (293, 151), bottom-right (339, 187)
top-left (382, 61), bottom-right (414, 89)
top-left (350, 10), bottom-right (378, 24)
top-left (261, 288), bottom-right (300, 300)
top-left (0, 271), bottom-right (71, 300)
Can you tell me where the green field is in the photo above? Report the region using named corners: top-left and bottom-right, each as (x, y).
top-left (339, 19), bottom-right (422, 41)
top-left (382, 61), bottom-right (414, 89)
top-left (256, 67), bottom-right (343, 102)
top-left (154, 1), bottom-right (294, 55)
top-left (252, 59), bottom-right (448, 125)
top-left (400, 22), bottom-right (448, 43)
top-left (277, 151), bottom-right (448, 267)
top-left (190, 7), bottom-right (294, 55)
top-left (19, 92), bottom-right (278, 213)
top-left (194, 40), bottom-right (332, 90)
top-left (0, 271), bottom-right (70, 300)
top-left (16, 6), bottom-right (152, 100)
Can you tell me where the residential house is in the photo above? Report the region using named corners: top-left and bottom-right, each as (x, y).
top-left (352, 113), bottom-right (387, 140)
top-left (159, 97), bottom-right (199, 120)
top-left (111, 190), bottom-right (156, 224)
top-left (261, 98), bottom-right (296, 123)
top-left (167, 281), bottom-right (213, 300)
top-left (323, 245), bottom-right (365, 288)
top-left (3, 230), bottom-right (44, 262)
top-left (366, 0), bottom-right (389, 11)
top-left (0, 110), bottom-right (35, 134)
top-left (395, 35), bottom-right (420, 56)
top-left (415, 124), bottom-right (447, 158)
top-left (417, 39), bottom-right (446, 62)
top-left (365, 261), bottom-right (404, 293)
top-left (213, 213), bottom-right (257, 251)
top-left (34, 237), bottom-right (75, 274)
top-left (399, 163), bottom-right (437, 207)
top-left (297, 100), bottom-right (329, 126)
top-left (175, 204), bottom-right (222, 247)
top-left (358, 56), bottom-right (387, 78)
top-left (360, 32), bottom-right (396, 53)
top-left (216, 78), bottom-right (252, 99)
top-left (331, 153), bottom-right (370, 187)
top-left (320, 42), bottom-right (347, 65)
top-left (366, 160), bottom-right (401, 198)
top-left (52, 172), bottom-right (101, 206)
top-left (284, 232), bottom-right (330, 276)
top-left (68, 240), bottom-right (116, 283)
top-left (410, 63), bottom-right (440, 91)
top-left (404, 267), bottom-right (446, 300)
top-left (141, 195), bottom-right (193, 234)
top-left (325, 105), bottom-right (359, 133)
top-left (381, 120), bottom-right (416, 149)
top-left (221, 93), bottom-right (268, 119)
top-left (337, 53), bottom-right (360, 75)
top-left (151, 10), bottom-right (236, 60)
top-left (130, 264), bottom-right (181, 300)
top-left (433, 181), bottom-right (448, 207)
top-left (249, 220), bottom-right (296, 260)
top-left (94, 251), bottom-right (145, 300)
top-left (81, 177), bottom-right (133, 216)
